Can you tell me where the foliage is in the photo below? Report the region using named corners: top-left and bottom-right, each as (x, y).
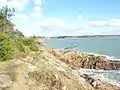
top-left (13, 29), bottom-right (24, 37)
top-left (0, 5), bottom-right (15, 33)
top-left (0, 5), bottom-right (15, 20)
top-left (22, 38), bottom-right (39, 51)
top-left (0, 32), bottom-right (13, 61)
top-left (11, 37), bottom-right (39, 52)
top-left (8, 29), bottom-right (24, 38)
top-left (0, 32), bottom-right (39, 61)
top-left (0, 5), bottom-right (39, 61)
top-left (11, 38), bottom-right (26, 52)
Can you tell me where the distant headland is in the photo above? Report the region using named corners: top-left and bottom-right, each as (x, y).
top-left (35, 35), bottom-right (120, 39)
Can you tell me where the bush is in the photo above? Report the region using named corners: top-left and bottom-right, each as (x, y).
top-left (22, 38), bottom-right (39, 51)
top-left (12, 38), bottom-right (26, 52)
top-left (0, 32), bottom-right (39, 61)
top-left (0, 32), bottom-right (13, 61)
top-left (12, 37), bottom-right (39, 52)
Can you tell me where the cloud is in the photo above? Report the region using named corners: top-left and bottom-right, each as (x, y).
top-left (13, 13), bottom-right (29, 19)
top-left (7, 0), bottom-right (29, 11)
top-left (30, 1), bottom-right (44, 18)
top-left (0, 0), bottom-right (7, 8)
top-left (30, 13), bottom-right (41, 17)
top-left (39, 18), bottom-right (71, 31)
top-left (39, 18), bottom-right (82, 34)
top-left (30, 6), bottom-right (42, 17)
top-left (40, 18), bottom-right (67, 27)
top-left (88, 18), bottom-right (120, 27)
top-left (0, 0), bottom-right (29, 11)
top-left (34, 0), bottom-right (45, 6)
top-left (109, 19), bottom-right (120, 26)
top-left (33, 6), bottom-right (41, 12)
top-left (77, 15), bottom-right (83, 20)
top-left (88, 21), bottom-right (108, 27)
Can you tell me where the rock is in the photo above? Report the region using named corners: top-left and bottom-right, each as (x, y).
top-left (62, 86), bottom-right (67, 90)
top-left (58, 50), bottom-right (120, 70)
top-left (54, 74), bottom-right (59, 80)
top-left (0, 75), bottom-right (12, 88)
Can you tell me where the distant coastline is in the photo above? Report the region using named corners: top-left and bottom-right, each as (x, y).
top-left (35, 35), bottom-right (120, 39)
top-left (51, 35), bottom-right (120, 39)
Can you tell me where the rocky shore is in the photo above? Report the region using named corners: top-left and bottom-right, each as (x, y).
top-left (0, 46), bottom-right (120, 90)
top-left (49, 48), bottom-right (120, 70)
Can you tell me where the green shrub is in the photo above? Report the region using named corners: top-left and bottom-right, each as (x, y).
top-left (0, 33), bottom-right (39, 61)
top-left (29, 43), bottom-right (39, 51)
top-left (15, 40), bottom-right (26, 52)
top-left (12, 38), bottom-right (26, 52)
top-left (12, 37), bottom-right (39, 52)
top-left (22, 38), bottom-right (39, 51)
top-left (0, 32), bottom-right (13, 61)
top-left (22, 38), bottom-right (34, 45)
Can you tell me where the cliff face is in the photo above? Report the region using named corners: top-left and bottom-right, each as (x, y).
top-left (0, 46), bottom-right (119, 90)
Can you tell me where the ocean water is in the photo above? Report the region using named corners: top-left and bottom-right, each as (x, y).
top-left (45, 37), bottom-right (120, 85)
top-left (46, 37), bottom-right (120, 60)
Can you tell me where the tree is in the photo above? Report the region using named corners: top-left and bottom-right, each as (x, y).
top-left (12, 29), bottom-right (24, 38)
top-left (0, 5), bottom-right (15, 33)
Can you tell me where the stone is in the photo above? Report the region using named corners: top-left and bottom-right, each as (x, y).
top-left (0, 75), bottom-right (12, 88)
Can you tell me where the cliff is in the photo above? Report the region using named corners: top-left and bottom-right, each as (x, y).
top-left (0, 46), bottom-right (120, 90)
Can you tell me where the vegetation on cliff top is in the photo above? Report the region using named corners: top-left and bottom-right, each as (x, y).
top-left (0, 5), bottom-right (39, 61)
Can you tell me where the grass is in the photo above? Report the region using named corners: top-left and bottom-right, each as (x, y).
top-left (0, 60), bottom-right (11, 69)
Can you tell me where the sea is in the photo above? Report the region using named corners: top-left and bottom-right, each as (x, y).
top-left (45, 37), bottom-right (120, 86)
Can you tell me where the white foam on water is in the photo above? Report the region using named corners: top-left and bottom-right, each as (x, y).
top-left (87, 52), bottom-right (120, 61)
top-left (75, 51), bottom-right (120, 86)
top-left (77, 68), bottom-right (120, 86)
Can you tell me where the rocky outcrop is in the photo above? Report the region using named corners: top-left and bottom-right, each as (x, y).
top-left (49, 49), bottom-right (120, 70)
top-left (109, 61), bottom-right (120, 70)
top-left (0, 46), bottom-right (119, 90)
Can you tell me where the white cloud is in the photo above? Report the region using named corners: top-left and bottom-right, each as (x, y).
top-left (7, 0), bottom-right (29, 11)
top-left (88, 21), bottom-right (108, 27)
top-left (14, 13), bottom-right (28, 19)
top-left (31, 6), bottom-right (42, 17)
top-left (88, 19), bottom-right (120, 27)
top-left (13, 16), bottom-right (120, 36)
top-left (0, 0), bottom-right (7, 8)
top-left (109, 19), bottom-right (120, 26)
top-left (39, 18), bottom-right (71, 32)
top-left (34, 0), bottom-right (45, 5)
top-left (0, 0), bottom-right (29, 11)
top-left (33, 6), bottom-right (41, 12)
top-left (0, 0), bottom-right (6, 3)
top-left (77, 15), bottom-right (83, 20)
top-left (40, 18), bottom-right (67, 27)
top-left (38, 18), bottom-right (82, 35)
top-left (31, 2), bottom-right (43, 18)
top-left (30, 12), bottom-right (41, 17)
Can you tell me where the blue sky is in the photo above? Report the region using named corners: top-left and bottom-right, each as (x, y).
top-left (1, 0), bottom-right (120, 36)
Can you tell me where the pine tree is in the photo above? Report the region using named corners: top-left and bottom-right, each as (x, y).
top-left (0, 5), bottom-right (15, 33)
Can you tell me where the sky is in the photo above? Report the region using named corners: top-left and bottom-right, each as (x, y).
top-left (0, 0), bottom-right (120, 36)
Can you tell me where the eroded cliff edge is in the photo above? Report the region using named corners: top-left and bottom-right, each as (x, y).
top-left (0, 46), bottom-right (120, 90)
